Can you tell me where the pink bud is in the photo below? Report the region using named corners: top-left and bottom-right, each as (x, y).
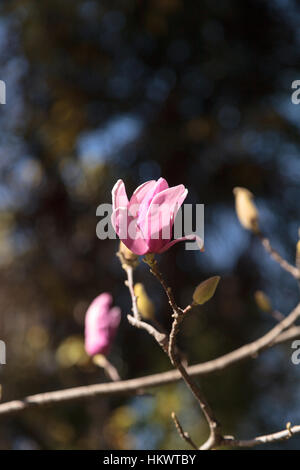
top-left (84, 293), bottom-right (121, 356)
top-left (111, 178), bottom-right (198, 255)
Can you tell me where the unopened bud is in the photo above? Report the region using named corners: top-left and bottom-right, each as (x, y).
top-left (117, 242), bottom-right (139, 269)
top-left (233, 187), bottom-right (259, 233)
top-left (254, 290), bottom-right (272, 312)
top-left (193, 276), bottom-right (220, 305)
top-left (134, 283), bottom-right (155, 320)
top-left (92, 354), bottom-right (107, 368)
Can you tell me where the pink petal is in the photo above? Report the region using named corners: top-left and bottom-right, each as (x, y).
top-left (129, 180), bottom-right (156, 206)
top-left (142, 185), bottom-right (187, 252)
top-left (108, 306), bottom-right (121, 331)
top-left (151, 177), bottom-right (169, 197)
top-left (88, 293), bottom-right (112, 315)
top-left (158, 234), bottom-right (204, 253)
top-left (111, 207), bottom-right (150, 255)
top-left (136, 177), bottom-right (169, 227)
top-left (128, 180), bottom-right (156, 218)
top-left (147, 184), bottom-right (187, 224)
top-left (112, 179), bottom-right (129, 211)
top-left (85, 293), bottom-right (112, 329)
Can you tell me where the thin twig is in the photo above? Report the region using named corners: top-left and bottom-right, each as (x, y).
top-left (177, 359), bottom-right (221, 449)
top-left (171, 412), bottom-right (198, 450)
top-left (168, 314), bottom-right (182, 364)
top-left (169, 315), bottom-right (222, 448)
top-left (143, 254), bottom-right (182, 315)
top-left (93, 355), bottom-right (121, 382)
top-left (122, 255), bottom-right (168, 352)
top-left (125, 263), bottom-right (169, 350)
top-left (257, 232), bottom-right (300, 280)
top-left (127, 315), bottom-right (168, 351)
top-left (269, 310), bottom-right (285, 322)
top-left (144, 255), bottom-right (222, 449)
top-left (222, 424), bottom-right (300, 448)
top-left (125, 266), bottom-right (141, 320)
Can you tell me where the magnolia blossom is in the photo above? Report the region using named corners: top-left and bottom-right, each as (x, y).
top-left (111, 177), bottom-right (197, 255)
top-left (84, 293), bottom-right (121, 356)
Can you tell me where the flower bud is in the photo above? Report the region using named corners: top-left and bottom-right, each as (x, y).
top-left (117, 241), bottom-right (139, 269)
top-left (92, 354), bottom-right (107, 368)
top-left (84, 293), bottom-right (121, 357)
top-left (134, 283), bottom-right (155, 320)
top-left (233, 187), bottom-right (259, 233)
top-left (193, 276), bottom-right (220, 305)
top-left (254, 290), bottom-right (272, 312)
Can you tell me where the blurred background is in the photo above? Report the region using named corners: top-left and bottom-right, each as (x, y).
top-left (0, 0), bottom-right (300, 450)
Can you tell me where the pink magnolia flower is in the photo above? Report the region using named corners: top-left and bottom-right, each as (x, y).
top-left (84, 293), bottom-right (121, 356)
top-left (111, 177), bottom-right (198, 255)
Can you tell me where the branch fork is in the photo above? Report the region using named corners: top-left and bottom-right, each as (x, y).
top-left (124, 251), bottom-right (300, 450)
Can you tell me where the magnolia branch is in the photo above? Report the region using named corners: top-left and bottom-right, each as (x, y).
top-left (1, 238), bottom-right (300, 450)
top-left (123, 249), bottom-right (215, 444)
top-left (130, 250), bottom-right (300, 449)
top-left (141, 254), bottom-right (300, 448)
top-left (0, 323), bottom-right (299, 419)
top-left (172, 418), bottom-right (300, 449)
